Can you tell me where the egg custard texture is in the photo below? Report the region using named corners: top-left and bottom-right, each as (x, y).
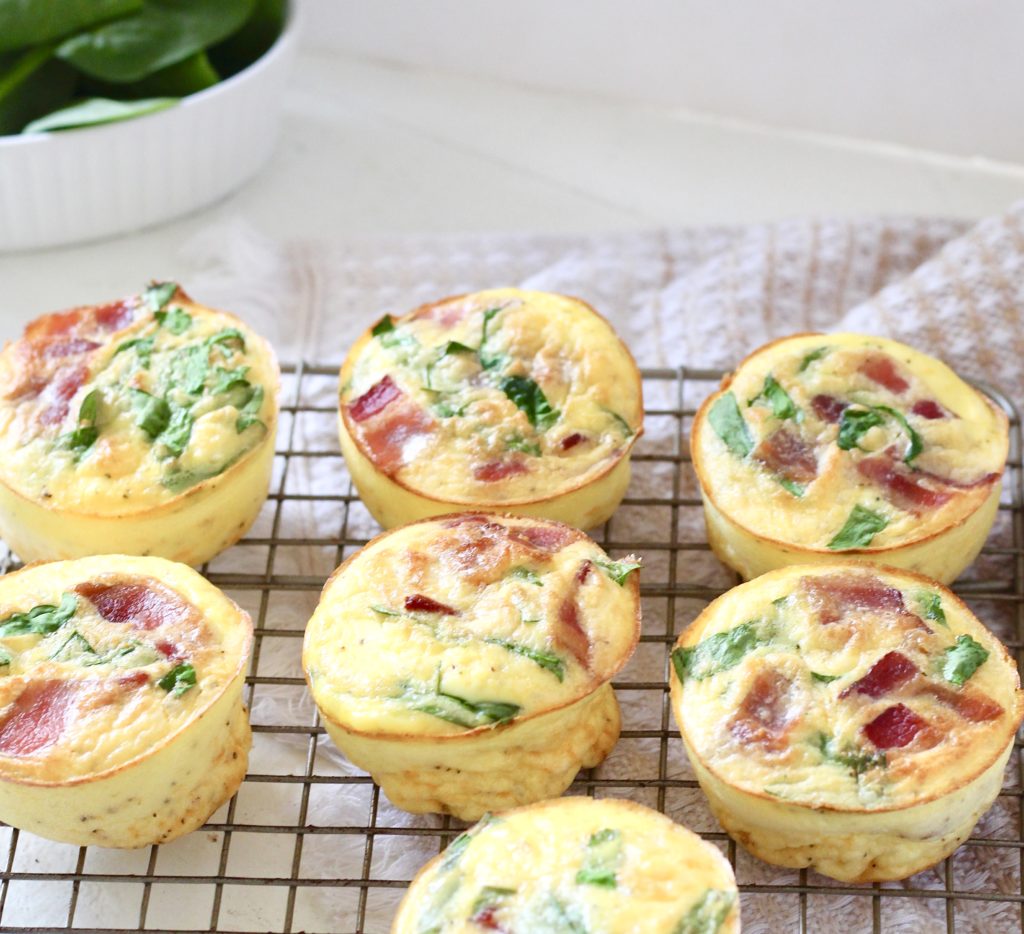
top-left (691, 333), bottom-right (1007, 582)
top-left (392, 797), bottom-right (739, 934)
top-left (302, 514), bottom-right (641, 820)
top-left (0, 283), bottom-right (279, 566)
top-left (671, 564), bottom-right (1023, 882)
top-left (337, 289), bottom-right (643, 530)
top-left (0, 555), bottom-right (252, 847)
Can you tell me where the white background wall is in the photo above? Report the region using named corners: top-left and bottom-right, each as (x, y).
top-left (300, 0), bottom-right (1024, 164)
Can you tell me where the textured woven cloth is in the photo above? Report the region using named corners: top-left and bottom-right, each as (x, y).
top-left (179, 204), bottom-right (1022, 933)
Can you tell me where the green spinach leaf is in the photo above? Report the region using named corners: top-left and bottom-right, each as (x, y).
top-left (672, 621), bottom-right (768, 682)
top-left (130, 388), bottom-right (170, 438)
top-left (24, 95), bottom-right (175, 132)
top-left (940, 634), bottom-right (989, 686)
top-left (827, 504), bottom-right (888, 550)
top-left (778, 477), bottom-right (805, 497)
top-left (0, 0), bottom-right (142, 53)
top-left (837, 407), bottom-right (884, 450)
top-left (158, 661), bottom-right (196, 696)
top-left (594, 558), bottom-right (641, 586)
top-left (811, 671), bottom-right (840, 684)
top-left (235, 385), bottom-right (264, 432)
top-left (575, 828), bottom-right (621, 888)
top-left (707, 392), bottom-right (753, 458)
top-left (673, 889), bottom-right (736, 934)
top-left (155, 305), bottom-right (191, 334)
top-left (371, 315), bottom-right (395, 337)
top-left (874, 404), bottom-right (923, 463)
top-left (916, 591), bottom-right (947, 628)
top-left (0, 592), bottom-right (76, 636)
top-left (509, 566), bottom-right (542, 586)
top-left (816, 733), bottom-right (886, 778)
top-left (798, 347), bottom-right (828, 373)
top-left (114, 335), bottom-right (154, 366)
top-left (500, 376), bottom-right (559, 431)
top-left (58, 389), bottom-right (101, 456)
top-left (506, 435), bottom-right (541, 456)
top-left (749, 374), bottom-right (800, 421)
top-left (144, 280), bottom-right (177, 311)
top-left (484, 637), bottom-right (564, 681)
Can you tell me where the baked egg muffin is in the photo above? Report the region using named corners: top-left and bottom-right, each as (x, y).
top-left (392, 797), bottom-right (739, 934)
top-left (337, 289), bottom-right (643, 529)
top-left (302, 514), bottom-right (641, 820)
top-left (691, 333), bottom-right (1007, 582)
top-left (670, 563), bottom-right (1023, 882)
top-left (0, 282), bottom-right (279, 566)
top-left (0, 555), bottom-right (252, 847)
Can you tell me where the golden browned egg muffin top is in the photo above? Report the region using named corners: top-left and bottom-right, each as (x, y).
top-left (339, 289), bottom-right (642, 503)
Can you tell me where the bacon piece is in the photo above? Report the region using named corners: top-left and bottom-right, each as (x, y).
top-left (470, 908), bottom-right (506, 932)
top-left (43, 338), bottom-right (100, 359)
top-left (802, 573), bottom-right (907, 625)
top-left (156, 639), bottom-right (183, 660)
top-left (859, 354), bottom-right (909, 394)
top-left (507, 524), bottom-right (575, 553)
top-left (474, 459), bottom-right (529, 483)
top-left (349, 376), bottom-right (402, 423)
top-left (840, 652), bottom-right (918, 699)
top-left (913, 466), bottom-right (1001, 491)
top-left (404, 594), bottom-right (458, 615)
top-left (76, 581), bottom-right (191, 631)
top-left (911, 400), bottom-right (946, 420)
top-left (560, 432), bottom-right (586, 451)
top-left (811, 394), bottom-right (847, 424)
top-left (575, 560), bottom-right (593, 584)
top-left (920, 683), bottom-right (1003, 722)
top-left (856, 454), bottom-right (953, 512)
top-left (93, 301), bottom-right (134, 332)
top-left (0, 681), bottom-right (78, 756)
top-left (728, 670), bottom-right (794, 752)
top-left (37, 364), bottom-right (88, 426)
top-left (24, 310), bottom-right (79, 343)
top-left (117, 671), bottom-right (150, 690)
top-left (361, 402), bottom-right (434, 474)
top-left (440, 519), bottom-right (574, 586)
top-left (753, 427), bottom-right (818, 484)
top-left (863, 703), bottom-right (926, 748)
top-left (555, 597), bottom-right (590, 668)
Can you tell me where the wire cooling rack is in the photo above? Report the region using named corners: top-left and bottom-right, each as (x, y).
top-left (0, 362), bottom-right (1021, 934)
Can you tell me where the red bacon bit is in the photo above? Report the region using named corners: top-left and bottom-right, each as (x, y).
top-left (507, 524), bottom-right (575, 553)
top-left (811, 394), bottom-right (847, 424)
top-left (361, 402), bottom-right (434, 474)
top-left (470, 907), bottom-right (506, 931)
top-left (42, 338), bottom-right (100, 359)
top-left (0, 681), bottom-right (78, 756)
top-left (473, 459), bottom-right (529, 483)
top-left (911, 400), bottom-right (946, 420)
top-left (753, 427), bottom-right (818, 484)
top-left (728, 670), bottom-right (794, 752)
top-left (859, 354), bottom-right (910, 394)
top-left (575, 560), bottom-right (593, 584)
top-left (117, 671), bottom-right (150, 689)
top-left (93, 301), bottom-right (134, 332)
top-left (24, 310), bottom-right (79, 343)
top-left (863, 703), bottom-right (926, 748)
top-left (75, 581), bottom-right (191, 631)
top-left (840, 652), bottom-right (918, 699)
top-left (913, 465), bottom-right (1001, 492)
top-left (802, 573), bottom-right (906, 625)
top-left (37, 364), bottom-right (88, 426)
top-left (348, 375), bottom-right (402, 423)
top-left (856, 454), bottom-right (953, 512)
top-left (156, 639), bottom-right (183, 660)
top-left (404, 594), bottom-right (458, 615)
top-left (555, 597), bottom-right (590, 668)
top-left (559, 432), bottom-right (586, 451)
top-left (920, 683), bottom-right (1003, 722)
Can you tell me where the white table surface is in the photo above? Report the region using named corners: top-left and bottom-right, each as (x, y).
top-left (2, 49), bottom-right (1023, 344)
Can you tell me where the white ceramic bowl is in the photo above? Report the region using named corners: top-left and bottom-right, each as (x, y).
top-left (0, 5), bottom-right (300, 252)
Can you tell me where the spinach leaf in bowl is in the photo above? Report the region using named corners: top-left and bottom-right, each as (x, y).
top-left (0, 0), bottom-right (142, 53)
top-left (23, 95), bottom-right (176, 133)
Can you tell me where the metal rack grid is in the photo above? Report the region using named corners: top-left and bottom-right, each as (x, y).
top-left (0, 362), bottom-right (1021, 934)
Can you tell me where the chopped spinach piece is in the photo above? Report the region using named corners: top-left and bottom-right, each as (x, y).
top-left (160, 405), bottom-right (194, 458)
top-left (131, 388), bottom-right (171, 438)
top-left (594, 558), bottom-right (642, 586)
top-left (114, 335), bottom-right (155, 367)
top-left (79, 389), bottom-right (99, 423)
top-left (827, 504), bottom-right (888, 550)
top-left (370, 605), bottom-right (402, 617)
top-left (0, 648), bottom-right (10, 666)
top-left (916, 591), bottom-right (948, 628)
top-left (707, 392), bottom-right (753, 458)
top-left (143, 281), bottom-right (177, 311)
top-left (371, 315), bottom-right (395, 337)
top-left (59, 390), bottom-right (101, 456)
top-left (0, 592), bottom-right (76, 637)
top-left (235, 385), bottom-right (265, 433)
top-left (400, 675), bottom-right (519, 729)
top-left (501, 376), bottom-right (559, 431)
top-left (154, 307), bottom-right (192, 334)
top-left (798, 347), bottom-right (828, 373)
top-left (778, 477), bottom-right (805, 497)
top-left (522, 894), bottom-right (588, 934)
top-left (161, 454), bottom-right (239, 493)
top-left (837, 407), bottom-right (884, 450)
top-left (816, 733), bottom-right (886, 778)
top-left (209, 365), bottom-right (250, 395)
top-left (165, 343), bottom-right (209, 395)
top-left (484, 637), bottom-right (564, 681)
top-left (509, 566), bottom-right (543, 586)
top-left (206, 327), bottom-right (246, 353)
top-left (749, 374), bottom-right (801, 422)
top-left (506, 434), bottom-right (542, 456)
top-left (600, 406), bottom-right (635, 438)
top-left (425, 340), bottom-right (476, 390)
top-left (874, 404), bottom-right (923, 463)
top-left (49, 630), bottom-right (95, 662)
top-left (158, 662), bottom-right (196, 697)
top-left (672, 621), bottom-right (768, 682)
top-left (479, 305), bottom-right (509, 371)
top-left (811, 671), bottom-right (840, 684)
top-left (433, 398), bottom-right (469, 418)
top-left (674, 888), bottom-right (736, 934)
top-left (940, 634), bottom-right (989, 686)
top-left (471, 886), bottom-right (516, 916)
top-left (575, 828), bottom-right (621, 888)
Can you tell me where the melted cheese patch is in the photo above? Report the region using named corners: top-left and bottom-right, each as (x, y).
top-left (339, 289), bottom-right (642, 503)
top-left (0, 287), bottom-right (277, 513)
top-left (674, 565), bottom-right (1022, 810)
top-left (0, 557), bottom-right (250, 783)
top-left (303, 515), bottom-right (640, 737)
top-left (397, 797), bottom-right (738, 934)
top-left (694, 333), bottom-right (1007, 549)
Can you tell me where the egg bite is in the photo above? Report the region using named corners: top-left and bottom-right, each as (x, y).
top-left (0, 282), bottom-right (279, 566)
top-left (670, 563), bottom-right (1023, 882)
top-left (691, 333), bottom-right (1007, 583)
top-left (302, 514), bottom-right (641, 820)
top-left (337, 289), bottom-right (643, 530)
top-left (0, 555), bottom-right (252, 847)
top-left (392, 796), bottom-right (739, 934)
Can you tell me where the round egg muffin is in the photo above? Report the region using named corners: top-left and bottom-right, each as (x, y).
top-left (0, 282), bottom-right (279, 566)
top-left (302, 514), bottom-right (641, 820)
top-left (337, 289), bottom-right (643, 529)
top-left (393, 797), bottom-right (739, 934)
top-left (0, 555), bottom-right (252, 847)
top-left (670, 563), bottom-right (1023, 882)
top-left (691, 333), bottom-right (1007, 582)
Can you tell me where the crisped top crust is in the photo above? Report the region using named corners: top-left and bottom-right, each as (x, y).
top-left (303, 514), bottom-right (641, 737)
top-left (395, 797), bottom-right (739, 934)
top-left (693, 333), bottom-right (1008, 551)
top-left (673, 564), bottom-right (1023, 811)
top-left (0, 555), bottom-right (251, 785)
top-left (0, 284), bottom-right (279, 514)
top-left (338, 289), bottom-right (642, 504)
